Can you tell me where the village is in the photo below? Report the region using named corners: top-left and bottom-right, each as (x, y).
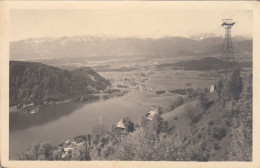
top-left (52, 107), bottom-right (161, 160)
top-left (9, 88), bottom-right (128, 114)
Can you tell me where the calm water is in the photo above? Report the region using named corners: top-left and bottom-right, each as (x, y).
top-left (9, 96), bottom-right (150, 159)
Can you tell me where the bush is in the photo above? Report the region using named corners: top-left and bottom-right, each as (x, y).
top-left (246, 85), bottom-right (252, 100)
top-left (79, 142), bottom-right (91, 160)
top-left (21, 143), bottom-right (54, 160)
top-left (169, 97), bottom-right (184, 111)
top-left (74, 135), bottom-right (87, 143)
top-left (104, 127), bottom-right (182, 161)
top-left (191, 113), bottom-right (203, 125)
top-left (156, 90), bottom-right (165, 94)
top-left (249, 73), bottom-right (252, 85)
top-left (213, 128), bottom-right (226, 140)
top-left (214, 143), bottom-right (221, 150)
top-left (216, 79), bottom-right (224, 104)
top-left (91, 125), bottom-right (107, 145)
top-left (204, 88), bottom-right (210, 93)
top-left (199, 93), bottom-right (209, 110)
top-left (208, 120), bottom-right (215, 126)
top-left (229, 69), bottom-right (243, 100)
top-left (122, 117), bottom-right (135, 132)
top-left (169, 89), bottom-right (187, 95)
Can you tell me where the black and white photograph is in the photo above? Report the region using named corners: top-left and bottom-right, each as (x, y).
top-left (0, 1), bottom-right (259, 167)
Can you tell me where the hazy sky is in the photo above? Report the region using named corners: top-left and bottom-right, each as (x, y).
top-left (10, 9), bottom-right (252, 41)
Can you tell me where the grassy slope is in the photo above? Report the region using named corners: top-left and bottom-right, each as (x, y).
top-left (162, 92), bottom-right (233, 160)
top-left (161, 73), bottom-right (252, 161)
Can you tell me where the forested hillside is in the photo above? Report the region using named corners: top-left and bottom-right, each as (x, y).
top-left (10, 61), bottom-right (110, 106)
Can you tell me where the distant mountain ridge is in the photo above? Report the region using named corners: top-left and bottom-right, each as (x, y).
top-left (160, 57), bottom-right (252, 71)
top-left (10, 35), bottom-right (252, 60)
top-left (10, 61), bottom-right (110, 106)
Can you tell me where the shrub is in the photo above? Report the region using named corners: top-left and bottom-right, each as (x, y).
top-left (216, 79), bottom-right (224, 104)
top-left (191, 113), bottom-right (203, 125)
top-left (204, 88), bottom-right (210, 93)
top-left (185, 105), bottom-right (195, 119)
top-left (246, 85), bottom-right (252, 100)
top-left (169, 97), bottom-right (184, 111)
top-left (156, 90), bottom-right (165, 94)
top-left (213, 128), bottom-right (226, 140)
top-left (214, 143), bottom-right (221, 150)
top-left (225, 118), bottom-right (233, 127)
top-left (91, 125), bottom-right (107, 145)
top-left (79, 142), bottom-right (91, 160)
top-left (41, 143), bottom-right (54, 160)
top-left (104, 127), bottom-right (182, 161)
top-left (249, 73), bottom-right (252, 85)
top-left (122, 117), bottom-right (135, 132)
top-left (199, 92), bottom-right (209, 110)
top-left (229, 69), bottom-right (243, 100)
top-left (21, 143), bottom-right (55, 160)
top-left (74, 135), bottom-right (87, 143)
top-left (169, 89), bottom-right (187, 95)
top-left (208, 120), bottom-right (215, 126)
top-left (152, 115), bottom-right (168, 134)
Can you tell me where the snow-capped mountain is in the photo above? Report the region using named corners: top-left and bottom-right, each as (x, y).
top-left (10, 35), bottom-right (252, 60)
top-left (189, 33), bottom-right (223, 41)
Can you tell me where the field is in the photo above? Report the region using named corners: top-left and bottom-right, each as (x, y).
top-left (37, 54), bottom-right (245, 110)
top-left (94, 56), bottom-right (221, 111)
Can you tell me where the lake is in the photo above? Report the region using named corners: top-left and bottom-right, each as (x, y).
top-left (9, 96), bottom-right (150, 159)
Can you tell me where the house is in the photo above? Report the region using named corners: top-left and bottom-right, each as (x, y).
top-left (62, 147), bottom-right (73, 159)
top-left (22, 103), bottom-right (35, 113)
top-left (23, 103), bottom-right (34, 108)
top-left (210, 84), bottom-right (217, 93)
top-left (30, 108), bottom-right (39, 114)
top-left (185, 83), bottom-right (192, 89)
top-left (65, 140), bottom-right (71, 146)
top-left (116, 119), bottom-right (126, 130)
top-left (72, 141), bottom-right (77, 146)
top-left (145, 110), bottom-right (159, 121)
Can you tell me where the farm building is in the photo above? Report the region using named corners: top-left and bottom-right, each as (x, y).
top-left (185, 83), bottom-right (192, 89)
top-left (62, 147), bottom-right (73, 159)
top-left (116, 119), bottom-right (126, 129)
top-left (65, 140), bottom-right (72, 146)
top-left (145, 110), bottom-right (159, 121)
top-left (210, 84), bottom-right (217, 93)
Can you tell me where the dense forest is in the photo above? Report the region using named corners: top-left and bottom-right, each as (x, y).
top-left (10, 61), bottom-right (110, 106)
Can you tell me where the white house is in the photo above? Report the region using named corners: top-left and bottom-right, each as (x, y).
top-left (62, 147), bottom-right (73, 159)
top-left (145, 110), bottom-right (159, 121)
top-left (116, 119), bottom-right (126, 129)
top-left (210, 84), bottom-right (217, 93)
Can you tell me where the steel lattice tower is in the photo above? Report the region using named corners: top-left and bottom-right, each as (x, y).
top-left (220, 19), bottom-right (236, 77)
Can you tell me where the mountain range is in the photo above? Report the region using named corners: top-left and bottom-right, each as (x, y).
top-left (10, 35), bottom-right (252, 60)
